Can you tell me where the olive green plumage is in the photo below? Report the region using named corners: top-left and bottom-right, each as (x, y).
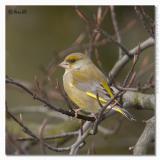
top-left (59, 53), bottom-right (134, 120)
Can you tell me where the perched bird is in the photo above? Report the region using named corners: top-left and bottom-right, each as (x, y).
top-left (59, 53), bottom-right (135, 120)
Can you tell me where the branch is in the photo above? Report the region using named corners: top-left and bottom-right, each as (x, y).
top-left (91, 90), bottom-right (125, 135)
top-left (17, 131), bottom-right (78, 141)
top-left (69, 121), bottom-right (93, 155)
top-left (6, 109), bottom-right (71, 152)
top-left (109, 37), bottom-right (154, 81)
top-left (122, 43), bottom-right (141, 87)
top-left (123, 91), bottom-right (155, 110)
top-left (7, 76), bottom-right (155, 155)
top-left (110, 6), bottom-right (122, 59)
top-left (6, 77), bottom-right (95, 122)
top-left (134, 6), bottom-right (155, 38)
top-left (99, 29), bottom-right (130, 57)
top-left (133, 116), bottom-right (155, 155)
top-left (58, 17), bottom-right (136, 59)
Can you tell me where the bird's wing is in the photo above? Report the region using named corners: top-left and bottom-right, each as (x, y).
top-left (71, 68), bottom-right (135, 121)
top-left (73, 76), bottom-right (112, 100)
top-left (71, 64), bottom-right (114, 99)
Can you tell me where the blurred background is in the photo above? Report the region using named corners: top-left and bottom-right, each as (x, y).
top-left (6, 6), bottom-right (155, 155)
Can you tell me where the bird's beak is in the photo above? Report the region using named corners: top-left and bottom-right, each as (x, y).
top-left (59, 61), bottom-right (69, 69)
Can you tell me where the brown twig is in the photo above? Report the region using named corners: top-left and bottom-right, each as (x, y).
top-left (75, 6), bottom-right (94, 57)
top-left (91, 90), bottom-right (124, 135)
top-left (6, 77), bottom-right (96, 122)
top-left (99, 29), bottom-right (131, 58)
top-left (110, 6), bottom-right (122, 59)
top-left (123, 43), bottom-right (141, 87)
top-left (57, 17), bottom-right (136, 59)
top-left (134, 6), bottom-right (155, 38)
top-left (109, 37), bottom-right (154, 82)
top-left (75, 6), bottom-right (93, 27)
top-left (17, 131), bottom-right (79, 141)
top-left (38, 119), bottom-right (48, 154)
top-left (7, 108), bottom-right (71, 152)
top-left (69, 121), bottom-right (93, 155)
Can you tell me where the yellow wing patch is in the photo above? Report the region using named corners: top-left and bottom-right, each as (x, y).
top-left (86, 91), bottom-right (135, 121)
top-left (101, 81), bottom-right (114, 98)
top-left (86, 91), bottom-right (107, 103)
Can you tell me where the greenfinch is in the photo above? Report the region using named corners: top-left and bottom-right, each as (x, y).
top-left (59, 53), bottom-right (134, 120)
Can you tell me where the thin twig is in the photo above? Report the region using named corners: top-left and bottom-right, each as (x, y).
top-left (109, 37), bottom-right (154, 82)
top-left (123, 43), bottom-right (141, 87)
top-left (110, 6), bottom-right (122, 59)
top-left (6, 77), bottom-right (95, 122)
top-left (57, 18), bottom-right (136, 59)
top-left (99, 29), bottom-right (131, 57)
top-left (91, 90), bottom-right (124, 135)
top-left (70, 121), bottom-right (93, 155)
top-left (98, 119), bottom-right (122, 136)
top-left (7, 109), bottom-right (71, 152)
top-left (75, 6), bottom-right (95, 57)
top-left (38, 119), bottom-right (48, 154)
top-left (75, 6), bottom-right (93, 26)
top-left (17, 131), bottom-right (79, 141)
top-left (134, 6), bottom-right (155, 38)
top-left (96, 7), bottom-right (109, 26)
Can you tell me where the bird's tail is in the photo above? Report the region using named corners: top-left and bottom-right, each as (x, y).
top-left (111, 106), bottom-right (136, 121)
top-left (86, 91), bottom-right (136, 121)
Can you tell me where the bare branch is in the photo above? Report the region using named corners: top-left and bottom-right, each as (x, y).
top-left (10, 106), bottom-right (69, 120)
top-left (110, 6), bottom-right (122, 59)
top-left (123, 43), bottom-right (141, 87)
top-left (70, 121), bottom-right (93, 155)
top-left (75, 6), bottom-right (93, 27)
top-left (6, 109), bottom-right (71, 152)
top-left (17, 131), bottom-right (78, 141)
top-left (6, 77), bottom-right (95, 122)
top-left (134, 6), bottom-right (155, 38)
top-left (123, 91), bottom-right (155, 110)
top-left (99, 29), bottom-right (130, 57)
top-left (133, 116), bottom-right (155, 155)
top-left (57, 18), bottom-right (136, 59)
top-left (109, 37), bottom-right (154, 81)
top-left (98, 119), bottom-right (122, 136)
top-left (100, 91), bottom-right (155, 120)
top-left (38, 119), bottom-right (48, 154)
top-left (91, 90), bottom-right (125, 135)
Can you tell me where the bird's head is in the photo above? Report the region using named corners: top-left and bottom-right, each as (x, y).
top-left (59, 53), bottom-right (90, 71)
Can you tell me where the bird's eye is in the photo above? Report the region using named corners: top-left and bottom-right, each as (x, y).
top-left (68, 58), bottom-right (76, 63)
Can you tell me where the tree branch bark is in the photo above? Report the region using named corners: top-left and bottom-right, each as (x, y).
top-left (133, 116), bottom-right (155, 155)
top-left (123, 91), bottom-right (155, 110)
top-left (109, 37), bottom-right (154, 81)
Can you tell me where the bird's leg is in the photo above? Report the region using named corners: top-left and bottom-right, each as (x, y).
top-left (90, 113), bottom-right (98, 121)
top-left (74, 108), bottom-right (81, 118)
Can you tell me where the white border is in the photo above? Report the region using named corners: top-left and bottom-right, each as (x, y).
top-left (0, 1), bottom-right (5, 160)
top-left (4, 0), bottom-right (159, 5)
top-left (1, 1), bottom-right (159, 160)
top-left (156, 3), bottom-right (160, 160)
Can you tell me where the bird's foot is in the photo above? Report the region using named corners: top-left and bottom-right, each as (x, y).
top-left (74, 108), bottom-right (81, 118)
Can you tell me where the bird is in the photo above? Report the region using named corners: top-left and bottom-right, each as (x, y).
top-left (59, 52), bottom-right (135, 121)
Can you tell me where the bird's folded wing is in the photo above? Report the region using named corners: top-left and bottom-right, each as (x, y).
top-left (86, 91), bottom-right (135, 121)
